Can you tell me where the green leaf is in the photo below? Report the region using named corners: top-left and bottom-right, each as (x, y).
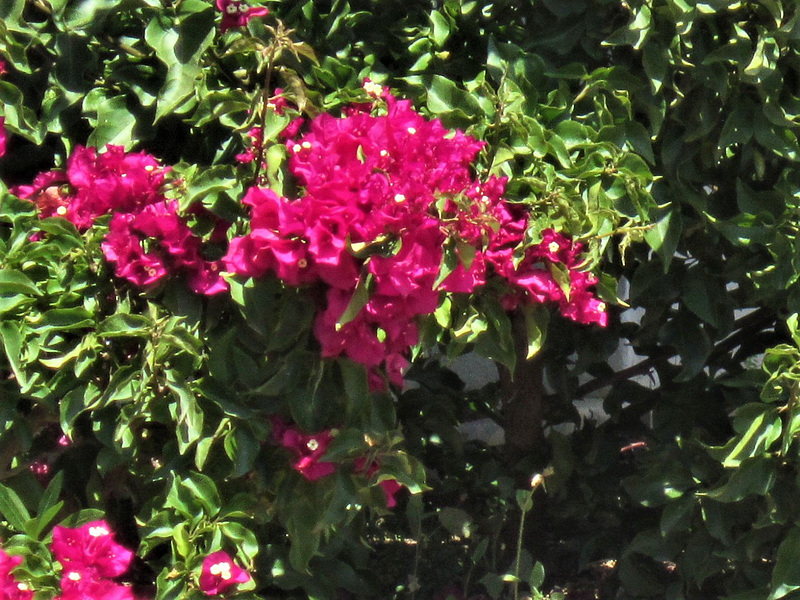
top-left (86, 95), bottom-right (140, 149)
top-left (286, 498), bottom-right (321, 572)
top-left (529, 561), bottom-right (545, 590)
top-left (339, 359), bottom-right (370, 422)
top-left (438, 507), bottom-right (472, 538)
top-left (705, 456), bottom-right (776, 502)
top-left (97, 313), bottom-right (153, 338)
top-left (223, 427), bottom-right (260, 478)
top-left (336, 276), bottom-right (370, 329)
top-left (644, 204), bottom-right (682, 270)
top-left (181, 472), bottom-right (221, 518)
top-left (660, 495), bottom-right (695, 537)
top-left (62, 0), bottom-right (124, 31)
top-left (682, 267), bottom-right (720, 327)
top-left (426, 75), bottom-right (483, 118)
top-left (719, 100), bottom-right (755, 150)
top-left (0, 482), bottom-right (31, 532)
top-left (769, 527), bottom-right (800, 599)
top-left (522, 304), bottom-right (549, 359)
top-left (642, 41), bottom-right (669, 94)
top-left (0, 0), bottom-right (24, 22)
top-left (0, 322), bottom-right (27, 389)
top-left (30, 471), bottom-right (65, 538)
top-left (166, 373), bottom-right (204, 453)
top-left (657, 314), bottom-right (711, 382)
top-left (30, 308), bottom-right (94, 333)
top-left (516, 489), bottom-right (533, 512)
top-left (429, 11), bottom-right (451, 48)
top-left (708, 404), bottom-right (782, 467)
top-left (0, 270), bottom-right (42, 296)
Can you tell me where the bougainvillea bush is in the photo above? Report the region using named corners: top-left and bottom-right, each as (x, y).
top-left (5, 0), bottom-right (800, 599)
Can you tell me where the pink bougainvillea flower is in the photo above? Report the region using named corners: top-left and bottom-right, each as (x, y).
top-left (187, 260), bottom-right (228, 296)
top-left (13, 145), bottom-right (167, 231)
top-left (560, 270), bottom-right (609, 327)
top-left (0, 548), bottom-right (33, 600)
top-left (0, 117), bottom-right (6, 159)
top-left (354, 457), bottom-right (405, 508)
top-left (271, 417), bottom-right (337, 481)
top-left (10, 171), bottom-right (70, 219)
top-left (235, 127), bottom-right (262, 164)
top-left (216, 0), bottom-right (268, 33)
top-left (55, 568), bottom-right (136, 600)
top-left (30, 459), bottom-right (50, 482)
top-left (102, 200), bottom-right (228, 295)
top-left (199, 551), bottom-right (250, 596)
top-left (65, 145), bottom-right (166, 230)
top-left (51, 520), bottom-right (134, 579)
top-left (267, 88), bottom-right (289, 115)
top-left (278, 116), bottom-right (304, 140)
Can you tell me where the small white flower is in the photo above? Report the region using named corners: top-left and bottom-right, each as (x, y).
top-left (89, 525), bottom-right (110, 537)
top-left (210, 562), bottom-right (233, 580)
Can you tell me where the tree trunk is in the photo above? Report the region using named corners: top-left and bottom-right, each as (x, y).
top-left (499, 311), bottom-right (550, 570)
top-left (501, 310), bottom-right (547, 468)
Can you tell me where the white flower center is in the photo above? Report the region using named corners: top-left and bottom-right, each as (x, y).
top-left (210, 562), bottom-right (232, 580)
top-left (306, 439), bottom-right (319, 451)
top-left (67, 572), bottom-right (81, 582)
top-left (393, 193), bottom-right (406, 203)
top-left (548, 241), bottom-right (560, 254)
top-left (363, 80), bottom-right (384, 96)
top-left (89, 526), bottom-right (109, 537)
top-left (226, 4), bottom-right (238, 14)
top-left (406, 127), bottom-right (417, 135)
top-left (56, 206), bottom-right (68, 216)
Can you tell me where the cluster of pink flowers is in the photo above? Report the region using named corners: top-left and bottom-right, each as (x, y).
top-left (13, 146), bottom-right (226, 295)
top-left (51, 520), bottom-right (135, 600)
top-left (225, 84), bottom-right (608, 384)
top-left (0, 521), bottom-right (251, 599)
top-left (0, 548), bottom-right (33, 600)
top-left (271, 417), bottom-right (405, 507)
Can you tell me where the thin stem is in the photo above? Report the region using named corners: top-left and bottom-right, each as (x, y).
top-left (251, 47), bottom-right (278, 187)
top-left (512, 504), bottom-right (527, 600)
